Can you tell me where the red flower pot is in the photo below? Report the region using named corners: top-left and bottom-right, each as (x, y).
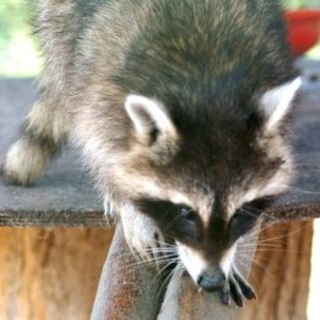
top-left (285, 10), bottom-right (320, 57)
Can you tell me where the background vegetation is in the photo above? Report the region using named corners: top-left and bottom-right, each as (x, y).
top-left (0, 0), bottom-right (40, 76)
top-left (0, 0), bottom-right (319, 77)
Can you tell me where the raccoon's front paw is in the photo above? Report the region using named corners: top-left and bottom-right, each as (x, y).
top-left (219, 267), bottom-right (256, 307)
top-left (121, 208), bottom-right (169, 264)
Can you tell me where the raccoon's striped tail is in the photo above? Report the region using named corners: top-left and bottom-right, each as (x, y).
top-left (4, 99), bottom-right (68, 186)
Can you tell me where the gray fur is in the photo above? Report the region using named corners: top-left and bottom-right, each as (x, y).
top-left (4, 0), bottom-right (300, 301)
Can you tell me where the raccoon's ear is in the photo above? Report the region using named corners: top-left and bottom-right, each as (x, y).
top-left (125, 94), bottom-right (178, 147)
top-left (260, 77), bottom-right (301, 132)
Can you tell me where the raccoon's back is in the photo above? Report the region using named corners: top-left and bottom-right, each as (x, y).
top-left (36, 0), bottom-right (293, 88)
top-left (110, 0), bottom-right (294, 100)
top-left (71, 0), bottom-right (296, 127)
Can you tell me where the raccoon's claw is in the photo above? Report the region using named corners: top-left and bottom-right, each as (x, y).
top-left (219, 283), bottom-right (232, 305)
top-left (229, 272), bottom-right (244, 307)
top-left (232, 267), bottom-right (257, 301)
top-left (219, 268), bottom-right (256, 307)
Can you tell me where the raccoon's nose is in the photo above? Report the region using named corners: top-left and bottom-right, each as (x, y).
top-left (197, 271), bottom-right (227, 292)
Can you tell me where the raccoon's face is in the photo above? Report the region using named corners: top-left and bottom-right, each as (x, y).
top-left (116, 78), bottom-right (301, 291)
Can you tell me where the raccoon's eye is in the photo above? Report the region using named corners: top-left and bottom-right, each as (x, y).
top-left (178, 206), bottom-right (197, 223)
top-left (228, 196), bottom-right (275, 243)
top-left (228, 208), bottom-right (258, 243)
top-left (134, 198), bottom-right (197, 223)
top-left (134, 198), bottom-right (200, 244)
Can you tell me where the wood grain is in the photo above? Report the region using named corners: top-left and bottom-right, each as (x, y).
top-left (239, 221), bottom-right (313, 320)
top-left (0, 227), bottom-right (113, 320)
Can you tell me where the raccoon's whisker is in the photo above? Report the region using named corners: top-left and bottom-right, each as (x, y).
top-left (261, 214), bottom-right (281, 224)
top-left (109, 246), bottom-right (177, 261)
top-left (234, 253), bottom-right (256, 264)
top-left (153, 241), bottom-right (176, 248)
top-left (248, 249), bottom-right (299, 255)
top-left (120, 255), bottom-right (178, 270)
top-left (232, 264), bottom-right (259, 292)
top-left (255, 244), bottom-right (283, 249)
top-left (108, 250), bottom-right (178, 268)
top-left (241, 206), bottom-right (262, 215)
top-left (255, 246), bottom-right (303, 254)
top-left (239, 243), bottom-right (283, 249)
top-left (139, 247), bottom-right (177, 253)
top-left (234, 257), bottom-right (253, 274)
top-left (150, 254), bottom-right (179, 263)
top-left (242, 205), bottom-right (275, 221)
top-left (233, 259), bottom-right (258, 289)
top-left (157, 257), bottom-right (179, 274)
top-left (155, 260), bottom-right (181, 298)
top-left (144, 252), bottom-right (179, 262)
top-left (253, 227), bottom-right (304, 244)
top-left (147, 258), bottom-right (179, 300)
top-left (240, 246), bottom-right (284, 253)
top-left (241, 236), bottom-right (281, 245)
top-left (259, 219), bottom-right (283, 231)
top-left (241, 205), bottom-right (282, 224)
top-left (238, 248), bottom-right (296, 254)
top-left (242, 219), bottom-right (283, 240)
top-left (236, 253), bottom-right (274, 277)
top-left (235, 255), bottom-right (272, 277)
top-left (241, 207), bottom-right (279, 225)
top-left (175, 261), bottom-right (185, 270)
top-left (110, 245), bottom-right (176, 264)
top-left (238, 208), bottom-right (281, 233)
top-left (238, 253), bottom-right (282, 271)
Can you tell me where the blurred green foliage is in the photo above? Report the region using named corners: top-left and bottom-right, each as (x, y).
top-left (0, 0), bottom-right (41, 77)
top-left (285, 0), bottom-right (320, 8)
top-left (0, 0), bottom-right (319, 77)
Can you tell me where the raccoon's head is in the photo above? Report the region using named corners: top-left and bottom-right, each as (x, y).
top-left (116, 77), bottom-right (301, 291)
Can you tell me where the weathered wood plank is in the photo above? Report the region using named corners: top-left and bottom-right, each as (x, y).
top-left (0, 78), bottom-right (104, 227)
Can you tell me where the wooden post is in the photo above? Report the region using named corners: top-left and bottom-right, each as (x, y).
top-left (90, 224), bottom-right (164, 320)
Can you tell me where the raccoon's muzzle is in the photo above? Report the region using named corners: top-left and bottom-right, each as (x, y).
top-left (197, 269), bottom-right (226, 292)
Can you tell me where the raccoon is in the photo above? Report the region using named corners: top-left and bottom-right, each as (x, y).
top-left (4, 0), bottom-right (301, 305)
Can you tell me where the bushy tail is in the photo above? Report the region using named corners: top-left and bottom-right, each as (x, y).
top-left (4, 99), bottom-right (68, 185)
